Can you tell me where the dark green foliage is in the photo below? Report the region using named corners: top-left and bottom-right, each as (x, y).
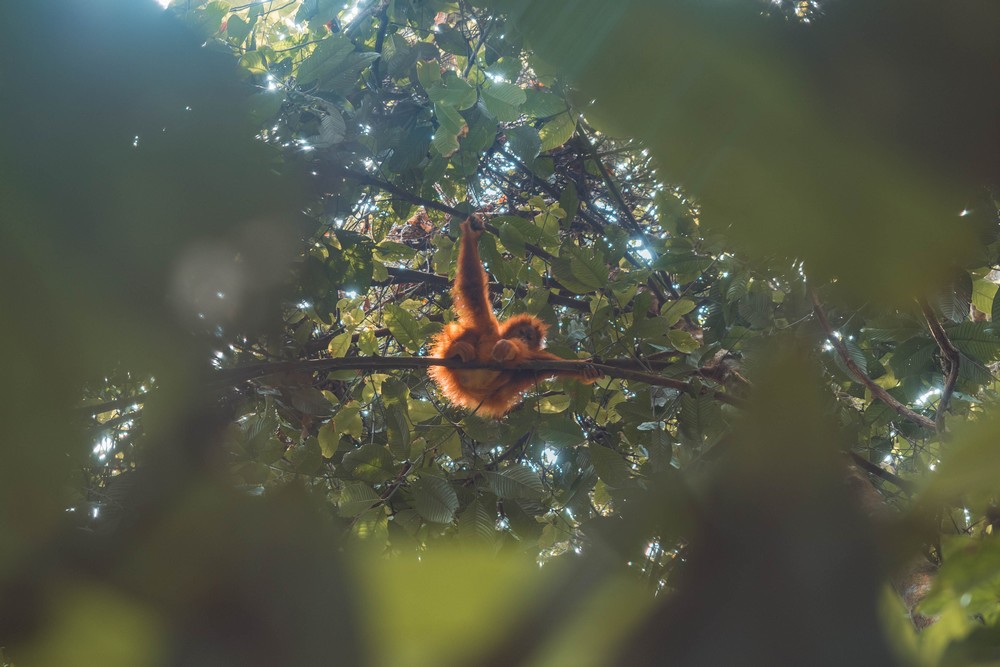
top-left (6, 0), bottom-right (1000, 664)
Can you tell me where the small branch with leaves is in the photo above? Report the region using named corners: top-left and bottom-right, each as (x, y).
top-left (918, 298), bottom-right (961, 433)
top-left (810, 289), bottom-right (935, 431)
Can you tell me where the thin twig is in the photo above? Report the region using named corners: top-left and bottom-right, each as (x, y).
top-left (810, 289), bottom-right (935, 431)
top-left (329, 167), bottom-right (560, 263)
top-left (575, 123), bottom-right (681, 300)
top-left (917, 298), bottom-right (961, 433)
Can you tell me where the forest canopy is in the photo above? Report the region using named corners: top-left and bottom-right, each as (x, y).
top-left (1, 0), bottom-right (999, 665)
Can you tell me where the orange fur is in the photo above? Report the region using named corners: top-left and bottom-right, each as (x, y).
top-left (428, 217), bottom-right (599, 418)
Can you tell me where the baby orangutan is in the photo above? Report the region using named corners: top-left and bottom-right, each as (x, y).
top-left (428, 216), bottom-right (600, 417)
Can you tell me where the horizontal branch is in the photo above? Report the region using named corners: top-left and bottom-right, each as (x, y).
top-left (75, 393), bottom-right (149, 417)
top-left (214, 356), bottom-right (745, 407)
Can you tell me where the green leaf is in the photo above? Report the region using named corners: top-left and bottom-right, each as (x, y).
top-left (679, 392), bottom-right (722, 447)
top-left (338, 482), bottom-right (381, 517)
top-left (416, 59), bottom-right (442, 90)
top-left (331, 403), bottom-right (363, 440)
top-left (482, 80), bottom-right (526, 121)
top-left (496, 215), bottom-right (558, 254)
top-left (537, 417), bottom-right (586, 448)
top-left (308, 109), bottom-right (346, 148)
top-left (956, 351), bottom-right (995, 387)
top-left (384, 304), bottom-right (425, 353)
top-left (539, 111), bottom-right (576, 152)
top-left (431, 103), bottom-right (466, 157)
top-left (668, 329), bottom-right (701, 354)
top-left (320, 51), bottom-right (381, 94)
top-left (993, 286), bottom-right (1000, 322)
top-left (935, 270), bottom-right (973, 323)
top-left (297, 34), bottom-right (355, 86)
top-left (242, 412), bottom-right (275, 444)
top-left (383, 34), bottom-right (416, 80)
top-left (843, 338), bottom-right (868, 375)
top-left (392, 509), bottom-right (422, 537)
top-left (587, 444), bottom-right (633, 488)
top-left (888, 337), bottom-right (935, 378)
top-left (946, 322), bottom-right (1000, 363)
top-left (326, 332), bottom-right (352, 358)
top-left (425, 70), bottom-right (477, 109)
top-left (385, 403), bottom-right (411, 460)
top-left (438, 429), bottom-right (463, 460)
top-left (653, 251), bottom-right (713, 282)
top-left (410, 475), bottom-right (459, 523)
top-left (329, 229), bottom-right (375, 292)
top-left (662, 298), bottom-right (697, 327)
top-left (434, 24), bottom-right (468, 56)
top-left (925, 415), bottom-right (1000, 507)
top-left (738, 283), bottom-right (773, 330)
top-left (537, 394), bottom-right (570, 413)
top-left (482, 464), bottom-right (545, 499)
top-left (505, 126), bottom-right (541, 162)
top-left (375, 241), bottom-right (419, 261)
top-left (971, 278), bottom-right (996, 316)
top-left (240, 51), bottom-right (270, 77)
top-left (295, 0), bottom-right (341, 30)
top-left (523, 88), bottom-right (568, 118)
top-left (286, 437), bottom-right (323, 475)
top-left (318, 419), bottom-right (341, 458)
top-left (483, 80), bottom-right (526, 106)
top-left (351, 507), bottom-right (388, 542)
top-left (458, 496), bottom-right (497, 545)
top-left (407, 397), bottom-right (440, 424)
top-left (726, 271), bottom-right (750, 301)
top-left (559, 183), bottom-right (580, 225)
top-left (342, 444), bottom-right (395, 483)
top-left (226, 15), bottom-right (251, 45)
top-left (552, 245), bottom-right (608, 293)
top-left (245, 89), bottom-right (283, 122)
top-left (923, 538), bottom-right (1000, 619)
top-left (289, 387), bottom-right (334, 416)
top-left (862, 318), bottom-right (924, 343)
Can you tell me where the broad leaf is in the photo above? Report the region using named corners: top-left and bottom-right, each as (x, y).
top-left (552, 245), bottom-right (608, 293)
top-left (384, 304), bottom-right (425, 353)
top-left (539, 111), bottom-right (576, 152)
top-left (458, 496), bottom-right (497, 545)
top-left (482, 464), bottom-right (545, 499)
top-left (297, 34), bottom-right (355, 86)
top-left (587, 444), bottom-right (633, 488)
top-left (342, 444), bottom-right (395, 483)
top-left (338, 482), bottom-right (381, 517)
top-left (410, 475), bottom-right (459, 523)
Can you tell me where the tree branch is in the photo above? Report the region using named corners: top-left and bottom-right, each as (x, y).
top-left (213, 356), bottom-right (745, 407)
top-left (329, 168), bottom-right (579, 285)
top-left (917, 298), bottom-right (961, 433)
top-left (810, 290), bottom-right (935, 431)
top-left (75, 393), bottom-right (149, 417)
top-left (575, 123), bottom-right (681, 300)
top-left (846, 451), bottom-right (918, 494)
